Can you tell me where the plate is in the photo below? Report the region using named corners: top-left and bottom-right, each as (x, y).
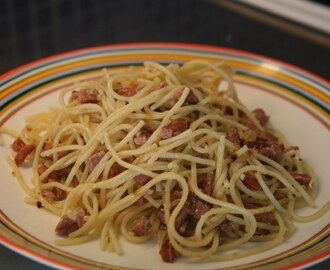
top-left (0, 43), bottom-right (329, 270)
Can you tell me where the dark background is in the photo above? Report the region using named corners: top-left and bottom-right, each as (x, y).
top-left (0, 0), bottom-right (329, 80)
top-left (0, 0), bottom-right (329, 269)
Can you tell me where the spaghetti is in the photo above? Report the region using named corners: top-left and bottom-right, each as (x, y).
top-left (3, 60), bottom-right (329, 262)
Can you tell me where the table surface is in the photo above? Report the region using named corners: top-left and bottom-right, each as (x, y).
top-left (0, 0), bottom-right (329, 269)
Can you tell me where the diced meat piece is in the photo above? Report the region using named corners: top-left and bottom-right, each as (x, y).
top-left (114, 86), bottom-right (140, 97)
top-left (244, 119), bottom-right (277, 142)
top-left (291, 172), bottom-right (312, 187)
top-left (70, 89), bottom-right (99, 103)
top-left (175, 210), bottom-right (189, 229)
top-left (131, 216), bottom-right (152, 236)
top-left (180, 220), bottom-right (196, 237)
top-left (11, 137), bottom-right (26, 152)
top-left (55, 210), bottom-right (85, 236)
top-left (256, 130), bottom-right (278, 142)
top-left (88, 150), bottom-right (106, 171)
top-left (41, 187), bottom-right (66, 201)
top-left (253, 108), bottom-right (269, 126)
top-left (134, 174), bottom-right (152, 185)
top-left (134, 197), bottom-right (147, 206)
top-left (174, 87), bottom-right (198, 105)
top-left (196, 153), bottom-right (209, 168)
top-left (183, 193), bottom-right (210, 219)
top-left (124, 156), bottom-right (135, 164)
top-left (38, 165), bottom-right (48, 175)
top-left (157, 209), bottom-right (165, 224)
top-left (47, 171), bottom-right (62, 183)
top-left (159, 234), bottom-right (176, 263)
top-left (244, 119), bottom-right (259, 132)
top-left (274, 190), bottom-right (286, 200)
top-left (57, 165), bottom-right (73, 177)
top-left (242, 129), bottom-right (257, 144)
top-left (227, 128), bottom-right (240, 147)
top-left (254, 212), bottom-right (275, 225)
top-left (14, 144), bottom-right (35, 166)
top-left (40, 143), bottom-right (70, 160)
top-left (243, 202), bottom-right (275, 225)
top-left (241, 172), bottom-right (262, 191)
top-left (134, 125), bottom-right (152, 146)
top-left (42, 142), bottom-right (52, 151)
top-left (200, 176), bottom-right (212, 195)
top-left (72, 176), bottom-right (80, 187)
top-left (108, 163), bottom-right (126, 178)
top-left (160, 119), bottom-right (189, 140)
top-left (170, 190), bottom-right (182, 209)
top-left (185, 111), bottom-right (199, 123)
top-left (258, 143), bottom-right (284, 162)
top-left (219, 221), bottom-right (236, 233)
top-left (224, 107), bottom-right (245, 117)
top-left (244, 202), bottom-right (260, 209)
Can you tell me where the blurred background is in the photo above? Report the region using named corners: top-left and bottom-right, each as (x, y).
top-left (0, 0), bottom-right (329, 79)
top-left (1, 0), bottom-right (329, 269)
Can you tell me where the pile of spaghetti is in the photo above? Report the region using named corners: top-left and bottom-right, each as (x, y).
top-left (4, 60), bottom-right (328, 262)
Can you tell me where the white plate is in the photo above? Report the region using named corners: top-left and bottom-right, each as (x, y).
top-left (0, 43), bottom-right (329, 269)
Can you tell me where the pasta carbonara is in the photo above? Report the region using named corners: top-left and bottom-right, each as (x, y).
top-left (3, 60), bottom-right (329, 262)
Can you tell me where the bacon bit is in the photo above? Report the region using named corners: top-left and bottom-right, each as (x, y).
top-left (157, 209), bottom-right (165, 224)
top-left (253, 108), bottom-right (269, 126)
top-left (227, 128), bottom-right (241, 147)
top-left (256, 130), bottom-right (278, 142)
top-left (70, 89), bottom-right (99, 103)
top-left (42, 142), bottom-right (52, 152)
top-left (131, 216), bottom-right (152, 236)
top-left (291, 172), bottom-right (312, 187)
top-left (175, 210), bottom-right (189, 229)
top-left (41, 187), bottom-right (66, 201)
top-left (219, 221), bottom-right (236, 233)
top-left (180, 220), bottom-right (196, 237)
top-left (55, 210), bottom-right (85, 236)
top-left (38, 165), bottom-right (48, 175)
top-left (14, 144), bottom-right (35, 166)
top-left (274, 190), bottom-right (286, 200)
top-left (242, 129), bottom-right (257, 144)
top-left (171, 190), bottom-right (183, 209)
top-left (108, 163), bottom-right (126, 178)
top-left (11, 137), bottom-right (26, 152)
top-left (134, 197), bottom-right (147, 206)
top-left (40, 143), bottom-right (70, 160)
top-left (244, 119), bottom-right (259, 132)
top-left (124, 156), bottom-right (135, 164)
top-left (114, 86), bottom-right (140, 97)
top-left (72, 176), bottom-right (80, 187)
top-left (159, 234), bottom-right (176, 263)
top-left (196, 153), bottom-right (209, 168)
top-left (183, 193), bottom-right (210, 219)
top-left (173, 87), bottom-right (198, 105)
top-left (160, 119), bottom-right (189, 140)
top-left (241, 172), bottom-right (262, 191)
top-left (88, 150), bottom-right (106, 171)
top-left (134, 174), bottom-right (152, 185)
top-left (258, 143), bottom-right (284, 162)
top-left (200, 176), bottom-right (212, 195)
top-left (185, 111), bottom-right (199, 123)
top-left (134, 125), bottom-right (152, 146)
top-left (244, 202), bottom-right (275, 225)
